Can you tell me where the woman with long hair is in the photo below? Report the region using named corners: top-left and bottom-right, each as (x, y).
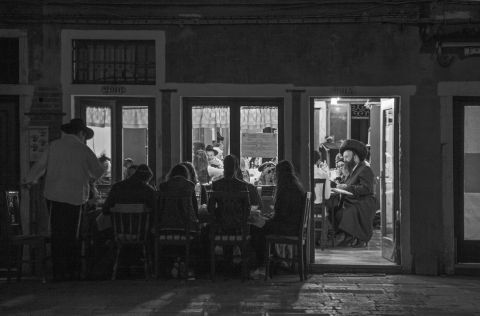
top-left (250, 160), bottom-right (306, 277)
top-left (193, 150), bottom-right (210, 184)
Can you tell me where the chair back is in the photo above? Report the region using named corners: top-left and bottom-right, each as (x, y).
top-left (313, 178), bottom-right (326, 205)
top-left (299, 192), bottom-right (312, 241)
top-left (208, 191), bottom-right (250, 234)
top-left (1, 190), bottom-right (22, 241)
top-left (111, 204), bottom-right (150, 243)
top-left (156, 191), bottom-right (195, 233)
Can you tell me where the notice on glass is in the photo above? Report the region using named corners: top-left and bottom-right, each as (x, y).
top-left (28, 126), bottom-right (49, 162)
top-left (241, 133), bottom-right (277, 158)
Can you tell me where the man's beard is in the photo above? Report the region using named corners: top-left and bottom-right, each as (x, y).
top-left (345, 159), bottom-right (356, 173)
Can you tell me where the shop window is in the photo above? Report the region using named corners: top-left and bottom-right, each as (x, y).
top-left (72, 40), bottom-right (155, 84)
top-left (0, 38), bottom-right (19, 84)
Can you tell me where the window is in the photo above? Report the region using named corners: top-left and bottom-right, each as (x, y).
top-left (184, 98), bottom-right (283, 185)
top-left (0, 38), bottom-right (19, 84)
top-left (72, 40), bottom-right (155, 84)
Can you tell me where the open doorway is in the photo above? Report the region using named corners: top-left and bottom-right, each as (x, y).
top-left (310, 96), bottom-right (400, 266)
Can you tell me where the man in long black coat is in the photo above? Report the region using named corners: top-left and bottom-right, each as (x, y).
top-left (329, 139), bottom-right (378, 247)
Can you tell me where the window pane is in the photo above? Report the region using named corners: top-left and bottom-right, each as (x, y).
top-left (86, 106), bottom-right (112, 186)
top-left (329, 103), bottom-right (348, 142)
top-left (122, 106), bottom-right (149, 180)
top-left (191, 106), bottom-right (230, 184)
top-left (0, 38), bottom-right (19, 84)
top-left (464, 106), bottom-right (480, 240)
top-left (240, 106), bottom-right (278, 185)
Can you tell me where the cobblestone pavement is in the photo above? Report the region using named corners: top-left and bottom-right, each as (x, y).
top-left (1, 274), bottom-right (480, 315)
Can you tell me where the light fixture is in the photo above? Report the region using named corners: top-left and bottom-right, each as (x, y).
top-left (330, 97), bottom-right (339, 105)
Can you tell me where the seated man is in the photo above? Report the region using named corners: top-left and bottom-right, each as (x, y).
top-left (327, 139), bottom-right (378, 248)
top-left (102, 164), bottom-right (156, 214)
top-left (100, 164), bottom-right (156, 275)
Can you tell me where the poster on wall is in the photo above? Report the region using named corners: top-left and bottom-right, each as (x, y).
top-left (28, 126), bottom-right (49, 162)
top-left (241, 133), bottom-right (277, 158)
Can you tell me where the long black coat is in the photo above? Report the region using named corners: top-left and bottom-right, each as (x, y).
top-left (333, 161), bottom-right (378, 242)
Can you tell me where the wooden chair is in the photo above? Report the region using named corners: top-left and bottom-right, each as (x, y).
top-left (1, 190), bottom-right (47, 283)
top-left (207, 190), bottom-right (250, 281)
top-left (313, 179), bottom-right (334, 250)
top-left (264, 192), bottom-right (311, 282)
top-left (111, 203), bottom-right (151, 280)
top-left (154, 192), bottom-right (198, 279)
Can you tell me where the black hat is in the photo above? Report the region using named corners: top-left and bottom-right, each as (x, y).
top-left (339, 139), bottom-right (367, 161)
top-left (61, 118), bottom-right (94, 140)
top-left (205, 145), bottom-right (218, 155)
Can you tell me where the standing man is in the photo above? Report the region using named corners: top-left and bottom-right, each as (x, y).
top-left (24, 118), bottom-right (105, 281)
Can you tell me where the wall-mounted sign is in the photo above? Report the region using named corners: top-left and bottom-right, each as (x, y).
top-left (333, 87), bottom-right (354, 95)
top-left (28, 126), bottom-right (49, 162)
top-left (241, 133), bottom-right (277, 158)
top-left (101, 86), bottom-right (127, 95)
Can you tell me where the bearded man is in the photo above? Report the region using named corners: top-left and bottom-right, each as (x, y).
top-left (328, 139), bottom-right (378, 248)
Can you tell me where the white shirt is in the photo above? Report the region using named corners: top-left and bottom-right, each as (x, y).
top-left (26, 134), bottom-right (105, 205)
top-left (314, 164), bottom-right (331, 203)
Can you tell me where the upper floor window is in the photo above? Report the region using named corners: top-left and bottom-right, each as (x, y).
top-left (0, 38), bottom-right (19, 84)
top-left (72, 40), bottom-right (155, 85)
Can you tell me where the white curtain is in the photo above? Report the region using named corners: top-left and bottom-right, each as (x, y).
top-left (86, 106), bottom-right (148, 128)
top-left (122, 107), bottom-right (148, 128)
top-left (241, 107), bottom-right (278, 130)
top-left (192, 106), bottom-right (278, 129)
top-left (192, 107), bottom-right (230, 128)
top-left (86, 107), bottom-right (111, 127)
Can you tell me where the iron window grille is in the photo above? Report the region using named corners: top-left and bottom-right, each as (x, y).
top-left (72, 40), bottom-right (155, 85)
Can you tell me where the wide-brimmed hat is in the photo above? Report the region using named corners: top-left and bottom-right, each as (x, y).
top-left (61, 118), bottom-right (94, 140)
top-left (205, 145), bottom-right (218, 155)
top-left (339, 139), bottom-right (367, 161)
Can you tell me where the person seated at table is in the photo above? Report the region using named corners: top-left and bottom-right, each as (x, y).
top-left (206, 145), bottom-right (224, 169)
top-left (257, 161), bottom-right (276, 185)
top-left (102, 164), bottom-right (156, 214)
top-left (158, 164), bottom-right (199, 231)
top-left (327, 139), bottom-right (378, 248)
top-left (233, 159), bottom-right (262, 211)
top-left (250, 160), bottom-right (306, 277)
top-left (181, 161), bottom-right (208, 207)
top-left (239, 157), bottom-right (251, 183)
top-left (100, 164), bottom-right (156, 276)
top-left (208, 155), bottom-right (249, 270)
top-left (333, 156), bottom-right (349, 185)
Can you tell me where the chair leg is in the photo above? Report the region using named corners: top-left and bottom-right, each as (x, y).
top-left (142, 244), bottom-right (149, 280)
top-left (210, 240), bottom-right (215, 281)
top-left (16, 244), bottom-right (24, 282)
top-left (264, 241), bottom-right (271, 281)
top-left (185, 243), bottom-right (190, 280)
top-left (298, 243), bottom-right (304, 282)
top-left (154, 240), bottom-right (159, 279)
top-left (112, 245), bottom-right (122, 281)
top-left (303, 243), bottom-right (308, 280)
top-left (241, 242), bottom-right (247, 282)
top-left (36, 240), bottom-right (47, 283)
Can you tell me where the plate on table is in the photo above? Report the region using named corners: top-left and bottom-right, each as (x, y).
top-left (331, 188), bottom-right (353, 196)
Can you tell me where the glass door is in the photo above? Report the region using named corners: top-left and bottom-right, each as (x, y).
top-left (183, 98), bottom-right (283, 185)
top-left (76, 97), bottom-right (156, 188)
top-left (454, 98), bottom-right (480, 262)
top-left (380, 98), bottom-right (400, 263)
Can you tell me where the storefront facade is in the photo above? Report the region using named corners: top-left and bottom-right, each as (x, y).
top-left (2, 1), bottom-right (480, 275)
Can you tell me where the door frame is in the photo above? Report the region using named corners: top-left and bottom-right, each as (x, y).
top-left (75, 96), bottom-right (156, 184)
top-left (453, 96), bottom-right (480, 263)
top-left (308, 95), bottom-right (402, 267)
top-left (380, 98), bottom-right (400, 264)
top-left (182, 97), bottom-right (285, 163)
